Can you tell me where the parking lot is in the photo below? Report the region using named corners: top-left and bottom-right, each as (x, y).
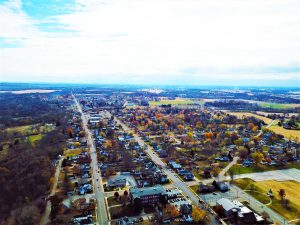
top-left (201, 188), bottom-right (246, 206)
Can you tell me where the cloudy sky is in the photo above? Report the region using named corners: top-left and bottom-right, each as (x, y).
top-left (0, 0), bottom-right (299, 86)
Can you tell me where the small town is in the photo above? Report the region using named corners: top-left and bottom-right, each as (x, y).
top-left (0, 0), bottom-right (299, 225)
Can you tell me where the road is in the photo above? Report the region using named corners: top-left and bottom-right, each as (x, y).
top-left (40, 157), bottom-right (63, 225)
top-left (73, 95), bottom-right (109, 225)
top-left (109, 113), bottom-right (222, 225)
top-left (258, 120), bottom-right (276, 136)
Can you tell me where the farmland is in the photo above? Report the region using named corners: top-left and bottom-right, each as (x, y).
top-left (269, 121), bottom-right (300, 140)
top-left (149, 97), bottom-right (202, 106)
top-left (228, 112), bottom-right (273, 124)
top-left (258, 102), bottom-right (300, 109)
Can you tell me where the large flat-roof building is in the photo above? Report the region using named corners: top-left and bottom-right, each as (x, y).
top-left (130, 185), bottom-right (167, 205)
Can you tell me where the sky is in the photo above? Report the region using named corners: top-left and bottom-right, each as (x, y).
top-left (0, 0), bottom-right (299, 87)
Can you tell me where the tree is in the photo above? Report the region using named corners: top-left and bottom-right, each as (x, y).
top-left (106, 167), bottom-right (115, 177)
top-left (79, 131), bottom-right (86, 137)
top-left (212, 165), bottom-right (221, 177)
top-left (66, 127), bottom-right (73, 138)
top-left (191, 206), bottom-right (206, 223)
top-left (18, 204), bottom-right (41, 225)
top-left (251, 152), bottom-right (264, 165)
top-left (229, 170), bottom-right (235, 183)
top-left (114, 191), bottom-right (119, 199)
top-left (278, 189), bottom-right (286, 202)
top-left (133, 198), bottom-right (143, 213)
top-left (196, 121), bottom-right (202, 129)
top-left (178, 124), bottom-right (184, 133)
top-left (187, 132), bottom-right (194, 141)
top-left (166, 204), bottom-right (179, 217)
top-left (49, 194), bottom-right (63, 220)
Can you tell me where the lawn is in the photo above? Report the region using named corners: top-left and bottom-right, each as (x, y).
top-left (234, 178), bottom-right (300, 220)
top-left (109, 205), bottom-right (141, 219)
top-left (149, 98), bottom-right (202, 106)
top-left (107, 196), bottom-right (121, 207)
top-left (64, 148), bottom-right (82, 157)
top-left (190, 185), bottom-right (198, 193)
top-left (228, 162), bottom-right (300, 175)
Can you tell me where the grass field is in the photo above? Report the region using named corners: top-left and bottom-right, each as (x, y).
top-left (259, 102), bottom-right (300, 109)
top-left (64, 148), bottom-right (82, 157)
top-left (228, 112), bottom-right (273, 124)
top-left (234, 178), bottom-right (300, 220)
top-left (149, 98), bottom-right (202, 106)
top-left (28, 134), bottom-right (43, 145)
top-left (229, 162), bottom-right (300, 175)
top-left (7, 125), bottom-right (37, 136)
top-left (269, 121), bottom-right (300, 140)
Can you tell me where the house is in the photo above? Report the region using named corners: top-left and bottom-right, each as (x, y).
top-left (183, 172), bottom-right (194, 181)
top-left (212, 180), bottom-right (229, 192)
top-left (217, 198), bottom-right (240, 217)
top-left (107, 177), bottom-right (127, 189)
top-left (169, 161), bottom-right (182, 169)
top-left (217, 198), bottom-right (264, 224)
top-left (117, 217), bottom-right (134, 225)
top-left (198, 183), bottom-right (215, 193)
top-left (158, 150), bottom-right (168, 158)
top-left (130, 185), bottom-right (167, 205)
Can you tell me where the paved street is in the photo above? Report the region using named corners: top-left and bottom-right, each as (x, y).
top-left (40, 157), bottom-right (64, 225)
top-left (73, 95), bottom-right (109, 225)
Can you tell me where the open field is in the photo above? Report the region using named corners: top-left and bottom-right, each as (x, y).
top-left (6, 124), bottom-right (54, 136)
top-left (229, 163), bottom-right (300, 175)
top-left (228, 112), bottom-right (273, 124)
top-left (149, 98), bottom-right (202, 106)
top-left (28, 134), bottom-right (43, 145)
top-left (234, 178), bottom-right (300, 220)
top-left (64, 148), bottom-right (82, 157)
top-left (269, 121), bottom-right (300, 140)
top-left (258, 102), bottom-right (300, 109)
top-left (7, 125), bottom-right (37, 135)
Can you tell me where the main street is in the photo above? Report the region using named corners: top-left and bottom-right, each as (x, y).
top-left (108, 112), bottom-right (222, 225)
top-left (73, 95), bottom-right (109, 225)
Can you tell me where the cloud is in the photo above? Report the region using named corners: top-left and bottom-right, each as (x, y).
top-left (0, 0), bottom-right (299, 86)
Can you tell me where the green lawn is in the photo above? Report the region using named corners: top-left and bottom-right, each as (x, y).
top-left (28, 134), bottom-right (43, 145)
top-left (107, 196), bottom-right (121, 207)
top-left (190, 185), bottom-right (199, 193)
top-left (229, 162), bottom-right (300, 175)
top-left (64, 148), bottom-right (82, 157)
top-left (7, 125), bottom-right (37, 136)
